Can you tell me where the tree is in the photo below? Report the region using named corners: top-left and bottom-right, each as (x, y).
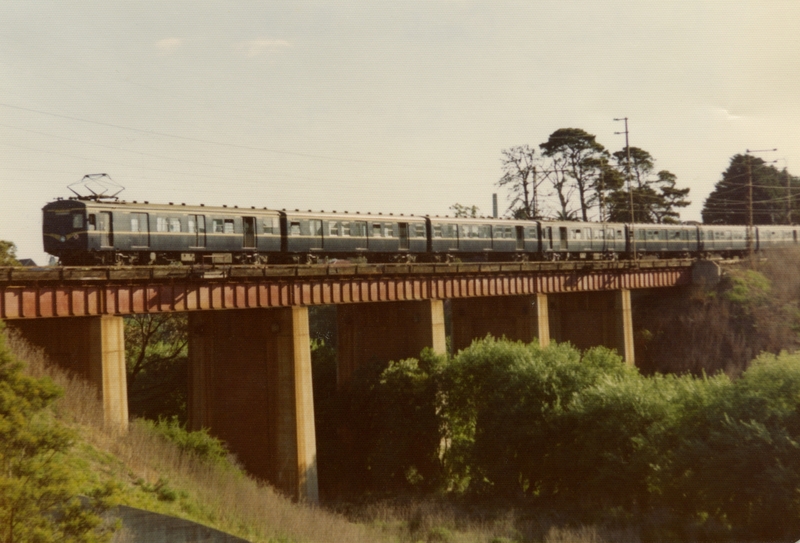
top-left (124, 314), bottom-right (188, 422)
top-left (0, 241), bottom-right (20, 267)
top-left (449, 203), bottom-right (480, 218)
top-left (497, 145), bottom-right (539, 219)
top-left (0, 322), bottom-right (116, 542)
top-left (609, 147), bottom-right (689, 223)
top-left (703, 154), bottom-right (799, 225)
top-left (540, 128), bottom-right (607, 222)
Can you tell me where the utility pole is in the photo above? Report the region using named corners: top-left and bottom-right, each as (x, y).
top-left (782, 159), bottom-right (792, 224)
top-left (614, 117), bottom-right (636, 260)
top-left (745, 148), bottom-right (778, 257)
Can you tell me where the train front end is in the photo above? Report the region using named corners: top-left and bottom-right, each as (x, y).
top-left (42, 199), bottom-right (93, 264)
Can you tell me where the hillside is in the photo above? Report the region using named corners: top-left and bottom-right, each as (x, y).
top-left (3, 327), bottom-right (382, 543)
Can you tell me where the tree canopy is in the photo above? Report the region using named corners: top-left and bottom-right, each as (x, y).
top-left (497, 129), bottom-right (690, 223)
top-left (0, 241), bottom-right (21, 267)
top-left (702, 154), bottom-right (799, 225)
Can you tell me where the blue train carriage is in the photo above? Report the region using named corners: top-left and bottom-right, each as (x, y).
top-left (426, 216), bottom-right (538, 262)
top-left (279, 210), bottom-right (427, 263)
top-left (538, 221), bottom-right (626, 260)
top-left (43, 198), bottom-right (283, 265)
top-left (755, 225), bottom-right (798, 251)
top-left (697, 224), bottom-right (749, 258)
top-left (628, 223), bottom-right (699, 259)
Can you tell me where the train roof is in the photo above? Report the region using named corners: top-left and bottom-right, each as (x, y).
top-left (43, 198), bottom-right (427, 220)
top-left (43, 198), bottom-right (280, 215)
top-left (281, 209), bottom-right (425, 221)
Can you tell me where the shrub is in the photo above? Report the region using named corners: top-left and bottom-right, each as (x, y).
top-left (142, 417), bottom-right (232, 467)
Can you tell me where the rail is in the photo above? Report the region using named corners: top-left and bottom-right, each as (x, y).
top-left (0, 258), bottom-right (697, 284)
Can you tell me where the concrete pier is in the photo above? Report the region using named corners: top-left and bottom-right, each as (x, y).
top-left (188, 307), bottom-right (318, 502)
top-left (450, 294), bottom-right (550, 353)
top-left (549, 289), bottom-right (635, 364)
top-left (337, 300), bottom-right (446, 386)
top-left (8, 315), bottom-right (129, 429)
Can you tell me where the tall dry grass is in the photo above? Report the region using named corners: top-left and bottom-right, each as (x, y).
top-left (4, 328), bottom-right (379, 543)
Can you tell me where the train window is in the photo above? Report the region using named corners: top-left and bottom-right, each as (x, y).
top-left (329, 221), bottom-right (340, 236)
top-left (156, 217), bottom-right (167, 232)
top-left (341, 222), bottom-right (351, 236)
top-left (479, 225), bottom-right (491, 239)
top-left (87, 214), bottom-right (96, 231)
top-left (372, 223), bottom-right (383, 237)
top-left (311, 220), bottom-right (323, 236)
top-left (211, 219), bottom-right (224, 233)
top-left (384, 223), bottom-right (395, 237)
top-left (290, 221), bottom-right (301, 236)
top-left (595, 229), bottom-right (605, 240)
top-left (169, 218), bottom-right (181, 232)
top-left (607, 229), bottom-right (615, 239)
top-left (670, 230), bottom-right (681, 240)
top-left (571, 229), bottom-right (583, 240)
top-left (433, 224), bottom-right (443, 238)
top-left (72, 213), bottom-right (84, 229)
top-left (263, 217), bottom-right (278, 235)
top-left (528, 227), bottom-right (537, 238)
top-left (224, 219), bottom-right (234, 234)
top-left (415, 224), bottom-right (426, 237)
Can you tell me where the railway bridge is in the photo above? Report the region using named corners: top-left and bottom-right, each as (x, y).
top-left (0, 259), bottom-right (719, 503)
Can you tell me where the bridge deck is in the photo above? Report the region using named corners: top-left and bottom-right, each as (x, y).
top-left (1, 259), bottom-right (695, 319)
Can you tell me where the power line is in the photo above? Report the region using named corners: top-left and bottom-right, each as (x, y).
top-left (0, 102), bottom-right (449, 170)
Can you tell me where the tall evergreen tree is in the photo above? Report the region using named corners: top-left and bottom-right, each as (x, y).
top-left (703, 154), bottom-right (799, 225)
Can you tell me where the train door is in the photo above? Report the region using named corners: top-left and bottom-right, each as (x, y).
top-left (542, 226), bottom-right (552, 250)
top-left (130, 212), bottom-right (150, 247)
top-left (352, 221), bottom-right (367, 250)
top-left (309, 219), bottom-right (323, 250)
top-left (243, 216), bottom-right (256, 248)
top-left (515, 226), bottom-right (524, 250)
top-left (559, 227), bottom-right (568, 250)
top-left (98, 212), bottom-right (113, 247)
top-left (399, 222), bottom-right (409, 250)
top-left (188, 215), bottom-right (205, 247)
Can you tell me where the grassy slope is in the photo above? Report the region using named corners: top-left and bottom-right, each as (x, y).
top-left (6, 330), bottom-right (379, 543)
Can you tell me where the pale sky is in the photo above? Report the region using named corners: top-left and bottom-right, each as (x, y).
top-left (2, 1), bottom-right (799, 264)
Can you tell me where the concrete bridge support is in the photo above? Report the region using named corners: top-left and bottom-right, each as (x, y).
top-left (450, 294), bottom-right (550, 353)
top-left (549, 289), bottom-right (635, 364)
top-left (337, 300), bottom-right (446, 386)
top-left (6, 315), bottom-right (129, 429)
top-left (187, 308), bottom-right (318, 503)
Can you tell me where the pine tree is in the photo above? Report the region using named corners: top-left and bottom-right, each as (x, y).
top-left (0, 322), bottom-right (115, 543)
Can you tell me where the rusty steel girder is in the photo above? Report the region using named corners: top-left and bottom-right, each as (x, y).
top-left (0, 261), bottom-right (692, 319)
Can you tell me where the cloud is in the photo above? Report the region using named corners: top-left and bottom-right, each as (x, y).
top-left (239, 39), bottom-right (290, 58)
top-left (155, 38), bottom-right (183, 54)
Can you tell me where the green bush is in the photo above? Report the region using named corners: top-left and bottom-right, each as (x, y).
top-left (142, 417), bottom-right (231, 467)
top-left (658, 352), bottom-right (800, 539)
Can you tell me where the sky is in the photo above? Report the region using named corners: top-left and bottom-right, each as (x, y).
top-left (2, 1), bottom-right (799, 264)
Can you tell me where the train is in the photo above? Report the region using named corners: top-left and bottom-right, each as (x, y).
top-left (41, 197), bottom-right (800, 266)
